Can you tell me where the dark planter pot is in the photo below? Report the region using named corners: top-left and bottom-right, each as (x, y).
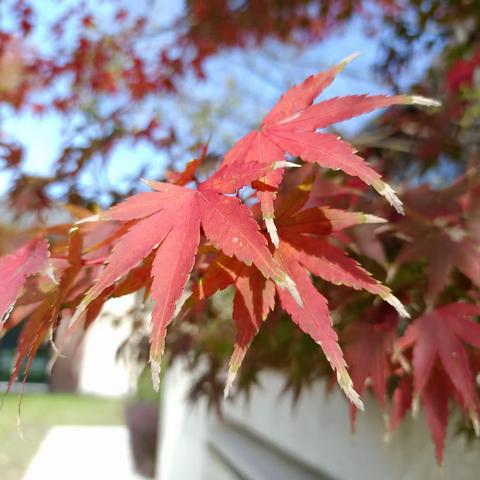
top-left (125, 401), bottom-right (159, 478)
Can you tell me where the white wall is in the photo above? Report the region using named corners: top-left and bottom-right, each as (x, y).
top-left (157, 361), bottom-right (211, 480)
top-left (158, 366), bottom-right (480, 480)
top-left (78, 295), bottom-right (139, 397)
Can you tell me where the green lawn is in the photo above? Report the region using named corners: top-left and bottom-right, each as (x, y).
top-left (0, 393), bottom-right (125, 480)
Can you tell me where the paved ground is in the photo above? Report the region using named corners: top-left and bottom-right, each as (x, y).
top-left (0, 393), bottom-right (124, 480)
top-left (23, 426), bottom-right (145, 480)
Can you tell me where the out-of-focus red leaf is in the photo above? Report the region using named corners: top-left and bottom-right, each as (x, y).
top-left (422, 367), bottom-right (450, 464)
top-left (389, 375), bottom-right (413, 433)
top-left (342, 309), bottom-right (398, 426)
top-left (396, 303), bottom-right (480, 460)
top-left (0, 238), bottom-right (50, 326)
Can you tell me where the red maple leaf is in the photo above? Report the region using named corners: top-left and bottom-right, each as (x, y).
top-left (342, 307), bottom-right (398, 427)
top-left (396, 303), bottom-right (480, 462)
top-left (0, 237), bottom-right (50, 326)
top-left (394, 182), bottom-right (480, 304)
top-left (71, 179), bottom-right (299, 389)
top-left (203, 55), bottom-right (438, 244)
top-left (0, 59), bottom-right (437, 409)
top-left (5, 230), bottom-right (83, 389)
top-left (185, 176), bottom-right (408, 407)
top-left (274, 177), bottom-right (408, 317)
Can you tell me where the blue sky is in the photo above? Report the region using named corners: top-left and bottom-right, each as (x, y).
top-left (0, 2), bottom-right (438, 203)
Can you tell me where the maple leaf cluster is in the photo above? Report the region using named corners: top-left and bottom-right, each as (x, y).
top-left (1, 0), bottom-right (480, 468)
top-left (1, 52), bottom-right (479, 464)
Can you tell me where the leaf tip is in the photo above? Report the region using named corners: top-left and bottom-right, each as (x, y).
top-left (141, 178), bottom-right (160, 191)
top-left (224, 346), bottom-right (245, 399)
top-left (150, 356), bottom-right (162, 392)
top-left (68, 293), bottom-right (93, 330)
top-left (149, 336), bottom-right (166, 392)
top-left (412, 395), bottom-right (420, 418)
top-left (375, 182), bottom-right (404, 215)
top-left (68, 308), bottom-right (83, 330)
top-left (406, 95), bottom-right (442, 108)
top-left (46, 348), bottom-right (65, 375)
top-left (338, 52), bottom-right (361, 70)
top-left (77, 214), bottom-right (101, 225)
top-left (16, 412), bottom-right (26, 443)
top-left (265, 217), bottom-right (280, 248)
top-left (362, 214), bottom-right (388, 225)
top-left (337, 367), bottom-right (364, 410)
top-left (1, 305), bottom-right (15, 328)
top-left (384, 294), bottom-right (410, 318)
top-left (470, 409), bottom-right (480, 437)
top-left (273, 160), bottom-right (300, 169)
top-left (392, 345), bottom-right (412, 373)
top-left (279, 274), bottom-right (303, 307)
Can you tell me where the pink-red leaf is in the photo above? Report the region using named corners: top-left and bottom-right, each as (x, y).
top-left (389, 376), bottom-right (413, 433)
top-left (284, 94), bottom-right (405, 131)
top-left (149, 194), bottom-right (201, 387)
top-left (72, 191), bottom-right (197, 325)
top-left (275, 207), bottom-right (332, 237)
top-left (422, 368), bottom-right (450, 464)
top-left (268, 131), bottom-right (403, 213)
top-left (261, 55), bottom-right (356, 125)
top-left (343, 311), bottom-right (398, 426)
top-left (200, 132), bottom-right (284, 193)
top-left (197, 188), bottom-right (298, 299)
top-left (86, 182), bottom-right (191, 222)
top-left (275, 246), bottom-right (363, 409)
top-left (397, 303), bottom-right (480, 409)
top-left (320, 207), bottom-right (386, 231)
top-left (0, 238), bottom-right (50, 326)
top-left (395, 229), bottom-right (480, 304)
top-left (79, 211), bottom-right (174, 308)
top-left (226, 266), bottom-right (275, 396)
top-left (397, 303), bottom-right (480, 460)
top-left (282, 235), bottom-right (408, 317)
top-left (208, 57), bottom-right (426, 233)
